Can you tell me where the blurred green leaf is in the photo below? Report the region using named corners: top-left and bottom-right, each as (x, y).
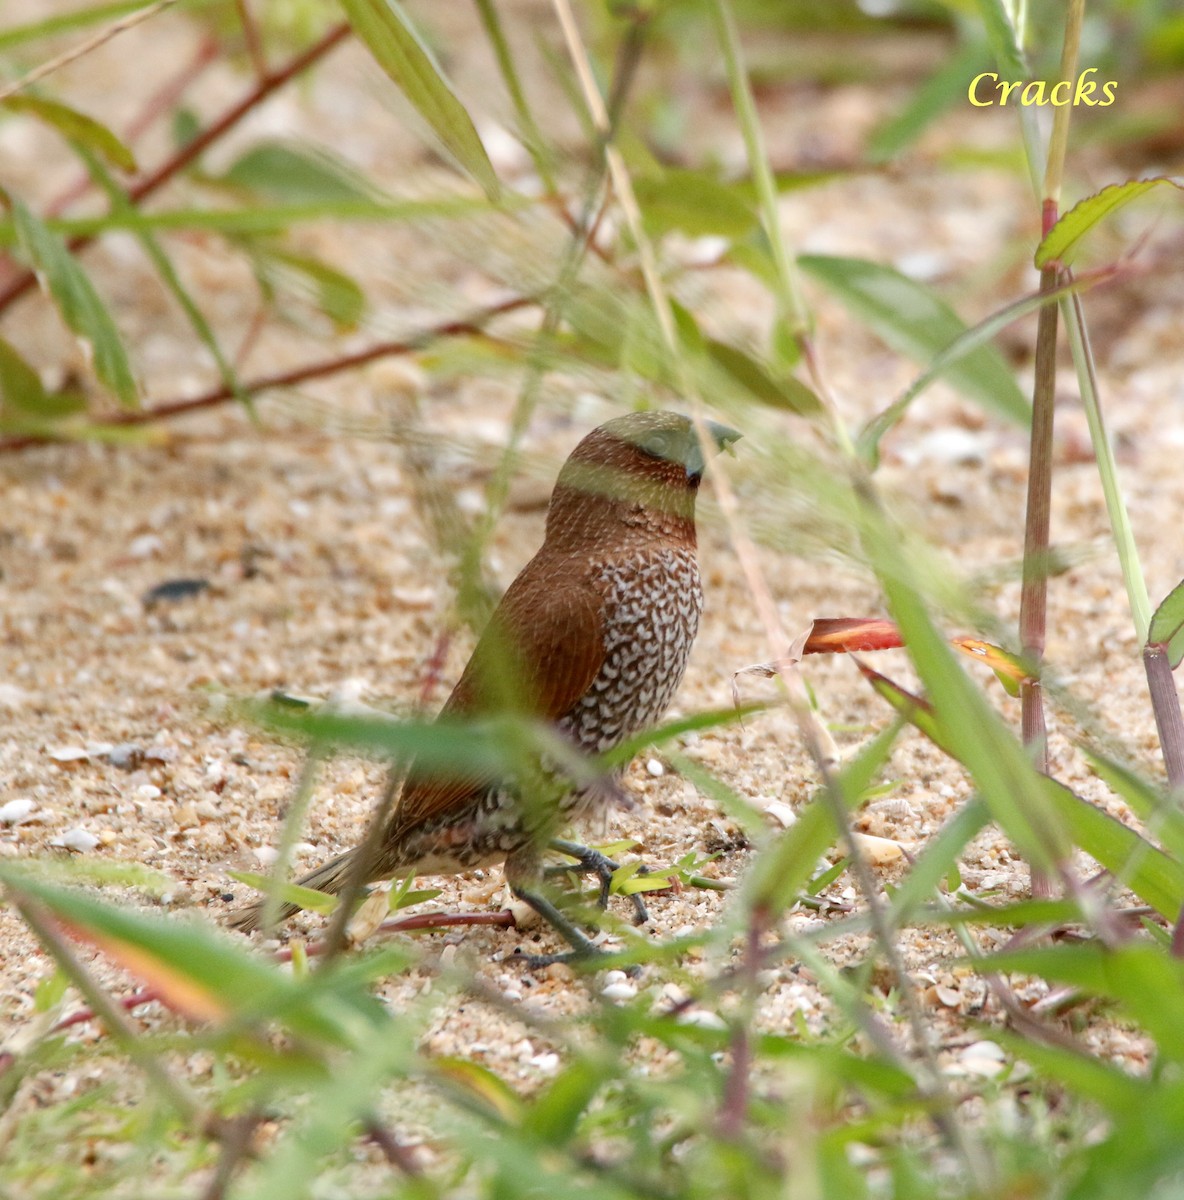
top-left (984, 943), bottom-right (1184, 1062)
top-left (973, 0), bottom-right (1026, 82)
top-left (0, 335), bottom-right (50, 413)
top-left (8, 198), bottom-right (138, 407)
top-left (746, 718), bottom-right (902, 914)
top-left (76, 143), bottom-right (244, 407)
top-left (390, 886), bottom-right (443, 910)
top-left (2, 94), bottom-right (136, 172)
top-left (1083, 746), bottom-right (1184, 863)
top-left (706, 338), bottom-right (822, 416)
top-left (859, 500), bottom-right (1068, 871)
top-left (868, 39), bottom-right (987, 162)
top-left (0, 1), bottom-right (172, 51)
top-left (220, 141), bottom-right (378, 204)
top-left (521, 1057), bottom-right (602, 1144)
top-left (228, 870), bottom-right (339, 915)
top-left (0, 869), bottom-right (378, 1043)
top-left (251, 245), bottom-right (367, 330)
top-left (1035, 178), bottom-right (1183, 268)
top-left (800, 253), bottom-right (1027, 425)
top-left (339, 0), bottom-right (500, 200)
top-left (634, 168), bottom-right (756, 239)
top-left (1043, 778), bottom-right (1184, 919)
top-left (0, 195), bottom-right (500, 244)
top-left (33, 966), bottom-right (69, 1013)
top-left (1149, 578), bottom-right (1184, 667)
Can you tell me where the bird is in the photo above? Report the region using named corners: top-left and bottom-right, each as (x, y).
top-left (229, 410), bottom-right (740, 959)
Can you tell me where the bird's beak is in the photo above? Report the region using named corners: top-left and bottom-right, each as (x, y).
top-left (686, 419), bottom-right (741, 480)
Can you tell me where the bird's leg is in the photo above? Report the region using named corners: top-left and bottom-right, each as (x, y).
top-left (510, 884), bottom-right (605, 967)
top-left (547, 838), bottom-right (650, 926)
top-left (505, 847), bottom-right (638, 971)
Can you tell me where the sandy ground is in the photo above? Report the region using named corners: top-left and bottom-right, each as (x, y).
top-left (2, 0), bottom-right (1183, 1126)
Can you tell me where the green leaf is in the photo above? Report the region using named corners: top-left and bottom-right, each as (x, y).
top-left (0, 195), bottom-right (503, 244)
top-left (983, 943), bottom-right (1184, 1062)
top-left (33, 966), bottom-right (70, 1013)
top-left (972, 0), bottom-right (1027, 82)
top-left (0, 869), bottom-right (378, 1044)
top-left (1149, 577), bottom-right (1184, 667)
top-left (251, 245), bottom-right (367, 330)
top-left (1044, 779), bottom-right (1184, 918)
top-left (867, 39), bottom-right (987, 162)
top-left (745, 719), bottom-right (903, 914)
top-left (633, 168), bottom-right (756, 239)
top-left (339, 0), bottom-right (500, 200)
top-left (521, 1057), bottom-right (603, 1144)
top-left (219, 141), bottom-right (377, 204)
top-left (2, 94), bottom-right (136, 172)
top-left (858, 502), bottom-right (1069, 871)
top-left (1035, 177), bottom-right (1184, 269)
top-left (886, 797), bottom-right (989, 927)
top-left (75, 144), bottom-right (243, 408)
top-left (856, 275), bottom-right (1097, 465)
top-left (799, 253), bottom-right (1027, 425)
top-left (390, 886), bottom-right (442, 910)
top-left (1081, 746), bottom-right (1184, 863)
top-left (0, 335), bottom-right (49, 413)
top-left (8, 198), bottom-right (137, 407)
top-left (227, 870), bottom-right (338, 915)
top-left (705, 338), bottom-right (822, 417)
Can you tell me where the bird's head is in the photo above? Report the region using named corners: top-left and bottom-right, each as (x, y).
top-left (547, 411), bottom-right (741, 545)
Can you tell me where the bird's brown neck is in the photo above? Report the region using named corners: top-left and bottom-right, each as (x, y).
top-left (544, 481), bottom-right (697, 554)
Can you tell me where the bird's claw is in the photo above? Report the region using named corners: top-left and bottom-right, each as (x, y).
top-left (547, 839), bottom-right (650, 926)
top-left (513, 947), bottom-right (641, 977)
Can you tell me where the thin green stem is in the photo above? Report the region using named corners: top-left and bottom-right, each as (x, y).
top-left (1062, 291), bottom-right (1151, 639)
top-left (473, 0), bottom-right (557, 195)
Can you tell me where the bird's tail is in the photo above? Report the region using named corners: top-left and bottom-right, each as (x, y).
top-left (226, 847), bottom-right (363, 934)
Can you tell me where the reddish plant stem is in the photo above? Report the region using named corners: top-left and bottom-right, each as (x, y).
top-left (1020, 262), bottom-right (1062, 899)
top-left (1145, 645), bottom-right (1184, 791)
top-left (0, 295), bottom-right (536, 453)
top-left (0, 22), bottom-right (352, 316)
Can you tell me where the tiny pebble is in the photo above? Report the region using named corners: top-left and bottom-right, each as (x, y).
top-left (47, 746), bottom-right (90, 763)
top-left (52, 827), bottom-right (101, 853)
top-left (255, 846), bottom-right (280, 866)
top-left (646, 758), bottom-right (664, 777)
top-left (677, 1009), bottom-right (727, 1031)
top-left (529, 1052), bottom-right (560, 1073)
top-left (0, 683), bottom-right (32, 709)
top-left (137, 784), bottom-right (162, 799)
top-left (601, 981), bottom-right (638, 1002)
top-left (142, 578), bottom-right (210, 607)
top-left (106, 743), bottom-right (144, 770)
top-left (503, 988), bottom-right (523, 1002)
top-left (0, 799), bottom-right (35, 825)
top-left (762, 800), bottom-right (797, 829)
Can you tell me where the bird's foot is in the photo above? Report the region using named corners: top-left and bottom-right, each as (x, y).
top-left (510, 884), bottom-right (640, 975)
top-left (546, 838), bottom-right (650, 926)
top-left (514, 947), bottom-right (641, 977)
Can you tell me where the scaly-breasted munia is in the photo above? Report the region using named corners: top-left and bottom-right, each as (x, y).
top-left (230, 411), bottom-right (739, 957)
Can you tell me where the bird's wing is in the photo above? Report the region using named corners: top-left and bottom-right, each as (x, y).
top-left (388, 554), bottom-right (606, 833)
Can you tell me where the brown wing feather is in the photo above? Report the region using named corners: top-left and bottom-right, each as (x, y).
top-left (386, 551), bottom-right (605, 833)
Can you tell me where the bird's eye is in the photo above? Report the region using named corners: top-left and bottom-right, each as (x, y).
top-left (642, 431), bottom-right (671, 459)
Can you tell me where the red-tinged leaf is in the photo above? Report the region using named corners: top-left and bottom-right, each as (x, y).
top-left (1149, 578), bottom-right (1184, 668)
top-left (951, 637), bottom-right (1029, 696)
top-left (854, 657), bottom-right (952, 754)
top-left (1035, 177), bottom-right (1184, 269)
top-left (433, 1057), bottom-right (523, 1120)
top-left (803, 617), bottom-right (904, 654)
top-left (59, 919), bottom-right (229, 1021)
